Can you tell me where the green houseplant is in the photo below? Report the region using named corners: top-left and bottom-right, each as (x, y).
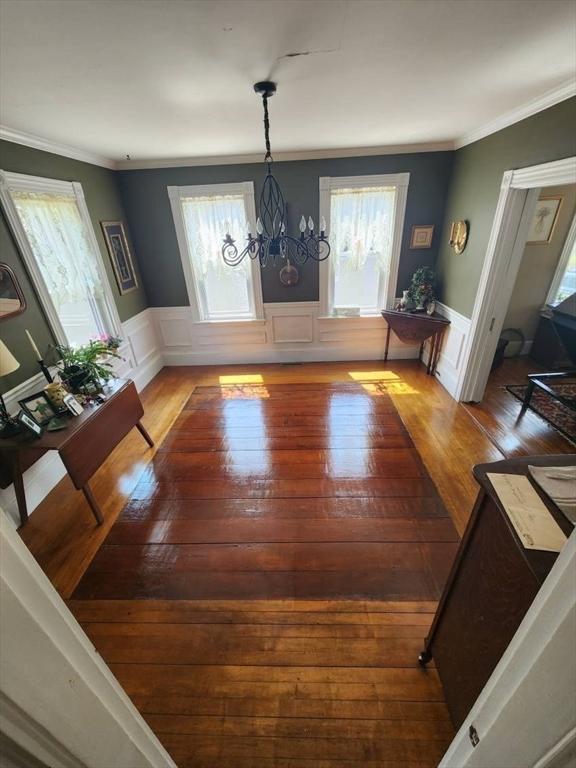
top-left (408, 266), bottom-right (436, 310)
top-left (55, 336), bottom-right (122, 394)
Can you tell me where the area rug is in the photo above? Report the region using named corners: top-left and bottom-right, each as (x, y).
top-left (506, 382), bottom-right (576, 444)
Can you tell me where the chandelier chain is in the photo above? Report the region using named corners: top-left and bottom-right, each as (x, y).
top-left (262, 94), bottom-right (273, 165)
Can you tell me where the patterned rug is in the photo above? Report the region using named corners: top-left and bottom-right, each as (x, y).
top-left (506, 381), bottom-right (576, 444)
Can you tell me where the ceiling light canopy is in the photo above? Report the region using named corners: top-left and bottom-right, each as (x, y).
top-left (221, 81), bottom-right (330, 268)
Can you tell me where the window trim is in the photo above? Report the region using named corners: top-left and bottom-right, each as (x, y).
top-left (167, 181), bottom-right (264, 323)
top-left (0, 170), bottom-right (122, 345)
top-left (318, 173), bottom-right (410, 317)
top-left (545, 212), bottom-right (576, 307)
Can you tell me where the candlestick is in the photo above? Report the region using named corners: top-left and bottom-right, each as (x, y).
top-left (25, 329), bottom-right (41, 360)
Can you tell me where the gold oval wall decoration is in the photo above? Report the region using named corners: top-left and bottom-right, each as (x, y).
top-left (449, 220), bottom-right (469, 254)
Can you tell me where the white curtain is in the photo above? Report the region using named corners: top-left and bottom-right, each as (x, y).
top-left (330, 186), bottom-right (396, 272)
top-left (12, 191), bottom-right (104, 308)
top-left (182, 194), bottom-right (249, 278)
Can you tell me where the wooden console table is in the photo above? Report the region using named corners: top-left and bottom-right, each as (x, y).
top-left (419, 454), bottom-right (575, 728)
top-left (0, 379), bottom-right (153, 527)
top-left (381, 309), bottom-right (450, 375)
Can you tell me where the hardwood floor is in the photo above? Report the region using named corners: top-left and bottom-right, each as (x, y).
top-left (19, 358), bottom-right (560, 768)
top-left (463, 357), bottom-right (574, 457)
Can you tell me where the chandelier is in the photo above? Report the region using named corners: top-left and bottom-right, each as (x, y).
top-left (222, 81), bottom-right (330, 268)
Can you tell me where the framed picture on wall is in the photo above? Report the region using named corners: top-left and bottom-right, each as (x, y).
top-left (100, 221), bottom-right (139, 294)
top-left (410, 225), bottom-right (434, 249)
top-left (527, 196), bottom-right (563, 244)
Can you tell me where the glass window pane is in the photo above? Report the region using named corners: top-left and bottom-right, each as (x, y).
top-left (11, 191), bottom-right (108, 344)
top-left (330, 186), bottom-right (395, 313)
top-left (181, 194), bottom-right (254, 319)
top-left (552, 240), bottom-right (576, 305)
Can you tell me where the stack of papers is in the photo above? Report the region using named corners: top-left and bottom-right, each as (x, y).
top-left (528, 465), bottom-right (576, 523)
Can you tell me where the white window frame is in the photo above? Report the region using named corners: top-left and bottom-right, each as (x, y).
top-left (545, 212), bottom-right (576, 307)
top-left (318, 173), bottom-right (410, 317)
top-left (0, 170), bottom-right (122, 345)
top-left (167, 181), bottom-right (264, 322)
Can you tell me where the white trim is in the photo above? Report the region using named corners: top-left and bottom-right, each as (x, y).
top-left (456, 156), bottom-right (576, 402)
top-left (545, 212), bottom-right (576, 306)
top-left (0, 124), bottom-right (116, 169)
top-left (167, 181), bottom-right (264, 322)
top-left (0, 170), bottom-right (123, 344)
top-left (439, 530), bottom-right (576, 768)
top-left (318, 173), bottom-right (409, 317)
top-left (0, 511), bottom-right (176, 767)
top-left (454, 80), bottom-right (576, 149)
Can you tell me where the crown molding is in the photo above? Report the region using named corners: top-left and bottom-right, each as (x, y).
top-left (454, 79), bottom-right (576, 150)
top-left (0, 125), bottom-right (116, 169)
top-left (114, 141), bottom-right (455, 170)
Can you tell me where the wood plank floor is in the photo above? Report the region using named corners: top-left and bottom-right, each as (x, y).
top-left (72, 382), bottom-right (459, 602)
top-left (21, 359), bottom-right (558, 768)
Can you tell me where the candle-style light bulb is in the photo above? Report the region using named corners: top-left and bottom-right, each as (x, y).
top-left (320, 216), bottom-right (327, 233)
top-left (25, 329), bottom-right (41, 360)
top-left (224, 220), bottom-right (231, 236)
top-left (299, 216), bottom-right (306, 233)
top-left (280, 222), bottom-right (286, 235)
top-left (256, 218), bottom-right (263, 235)
top-left (308, 216), bottom-right (314, 231)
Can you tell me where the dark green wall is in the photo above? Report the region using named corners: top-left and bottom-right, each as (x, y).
top-left (436, 98), bottom-right (576, 318)
top-left (117, 151), bottom-right (454, 306)
top-left (0, 140), bottom-right (148, 390)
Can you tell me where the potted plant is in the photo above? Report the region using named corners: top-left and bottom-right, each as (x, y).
top-left (408, 266), bottom-right (436, 311)
top-left (55, 336), bottom-right (122, 394)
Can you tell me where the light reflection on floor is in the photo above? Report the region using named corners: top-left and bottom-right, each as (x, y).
top-left (223, 387), bottom-right (271, 470)
top-left (327, 392), bottom-right (370, 477)
top-left (117, 460), bottom-right (148, 495)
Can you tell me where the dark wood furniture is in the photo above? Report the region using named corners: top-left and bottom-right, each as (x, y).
top-left (419, 454), bottom-right (575, 729)
top-left (0, 379), bottom-right (153, 527)
top-left (530, 314), bottom-right (571, 368)
top-left (381, 309), bottom-right (450, 375)
top-left (520, 370), bottom-right (576, 416)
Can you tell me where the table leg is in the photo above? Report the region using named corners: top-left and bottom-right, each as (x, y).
top-left (432, 330), bottom-right (444, 376)
top-left (519, 379), bottom-right (536, 416)
top-left (82, 482), bottom-right (104, 525)
top-left (384, 324), bottom-right (392, 362)
top-left (136, 421), bottom-right (154, 448)
top-left (12, 453), bottom-right (28, 527)
top-left (426, 334), bottom-right (437, 375)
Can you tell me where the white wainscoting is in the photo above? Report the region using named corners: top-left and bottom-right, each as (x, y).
top-left (426, 302), bottom-right (472, 399)
top-left (152, 301), bottom-right (421, 366)
top-left (0, 308), bottom-right (161, 524)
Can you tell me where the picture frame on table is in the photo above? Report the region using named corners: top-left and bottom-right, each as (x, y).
top-left (100, 221), bottom-right (139, 294)
top-left (18, 391), bottom-right (56, 426)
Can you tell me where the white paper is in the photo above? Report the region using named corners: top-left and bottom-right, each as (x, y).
top-left (487, 473), bottom-right (567, 553)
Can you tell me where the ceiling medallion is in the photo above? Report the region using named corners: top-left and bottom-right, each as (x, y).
top-left (222, 81), bottom-right (331, 268)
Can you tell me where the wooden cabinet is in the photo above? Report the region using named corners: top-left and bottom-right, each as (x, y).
top-left (420, 455), bottom-right (575, 729)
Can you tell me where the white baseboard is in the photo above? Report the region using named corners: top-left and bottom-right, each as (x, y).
top-left (0, 308), bottom-right (161, 522)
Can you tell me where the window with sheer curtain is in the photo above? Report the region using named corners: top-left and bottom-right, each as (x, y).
top-left (168, 182), bottom-right (262, 321)
top-left (319, 174), bottom-right (409, 316)
top-left (0, 172), bottom-right (119, 347)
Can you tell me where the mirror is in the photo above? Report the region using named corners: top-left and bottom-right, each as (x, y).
top-left (0, 263), bottom-right (26, 320)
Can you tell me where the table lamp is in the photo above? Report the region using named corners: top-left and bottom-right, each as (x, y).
top-left (0, 339), bottom-right (21, 437)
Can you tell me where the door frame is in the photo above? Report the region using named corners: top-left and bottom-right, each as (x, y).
top-left (455, 156), bottom-right (576, 402)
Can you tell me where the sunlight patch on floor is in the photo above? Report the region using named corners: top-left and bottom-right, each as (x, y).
top-left (348, 370), bottom-right (399, 381)
top-left (348, 371), bottom-right (419, 395)
top-left (219, 374), bottom-right (264, 384)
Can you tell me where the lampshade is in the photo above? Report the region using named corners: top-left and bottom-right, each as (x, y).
top-left (0, 340), bottom-right (20, 377)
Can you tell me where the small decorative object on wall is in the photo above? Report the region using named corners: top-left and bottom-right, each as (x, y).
top-left (0, 263), bottom-right (26, 320)
top-left (100, 221), bottom-right (139, 294)
top-left (279, 260), bottom-right (299, 286)
top-left (449, 220), bottom-right (469, 254)
top-left (527, 196), bottom-right (563, 244)
top-left (408, 266), bottom-right (436, 311)
top-left (410, 225), bottom-right (434, 249)
top-left (18, 391), bottom-right (56, 426)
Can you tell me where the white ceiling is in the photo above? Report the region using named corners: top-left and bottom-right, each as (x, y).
top-left (1, 0), bottom-right (575, 167)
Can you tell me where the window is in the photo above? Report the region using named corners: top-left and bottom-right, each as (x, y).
top-left (319, 174), bottom-right (409, 316)
top-left (546, 214), bottom-right (576, 307)
top-left (0, 171), bottom-right (121, 346)
top-left (168, 182), bottom-right (263, 321)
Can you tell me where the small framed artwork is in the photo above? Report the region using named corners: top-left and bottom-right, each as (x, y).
top-left (17, 410), bottom-right (44, 437)
top-left (18, 391), bottom-right (56, 426)
top-left (410, 225), bottom-right (434, 249)
top-left (100, 221), bottom-right (139, 294)
top-left (527, 197), bottom-right (563, 244)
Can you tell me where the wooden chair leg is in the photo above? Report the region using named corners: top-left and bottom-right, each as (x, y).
top-left (136, 421), bottom-right (154, 448)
